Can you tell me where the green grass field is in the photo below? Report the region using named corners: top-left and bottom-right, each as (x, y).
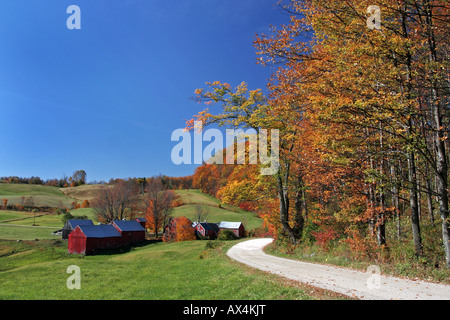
top-left (0, 238), bottom-right (346, 300)
top-left (0, 185), bottom-right (347, 300)
top-left (0, 208), bottom-right (97, 240)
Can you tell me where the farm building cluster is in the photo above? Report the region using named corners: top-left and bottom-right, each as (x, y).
top-left (63, 217), bottom-right (244, 255)
top-left (193, 221), bottom-right (245, 238)
top-left (64, 218), bottom-right (147, 255)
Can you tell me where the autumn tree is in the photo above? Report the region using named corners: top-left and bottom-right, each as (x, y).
top-left (163, 217), bottom-right (196, 243)
top-left (143, 178), bottom-right (175, 238)
top-left (92, 181), bottom-right (137, 223)
top-left (193, 204), bottom-right (209, 223)
top-left (188, 81), bottom-right (310, 244)
top-left (24, 196), bottom-right (34, 209)
top-left (187, 0), bottom-right (449, 266)
top-left (137, 177), bottom-right (147, 194)
top-left (254, 0), bottom-right (449, 264)
top-left (72, 170), bottom-right (87, 186)
top-left (81, 200), bottom-right (90, 208)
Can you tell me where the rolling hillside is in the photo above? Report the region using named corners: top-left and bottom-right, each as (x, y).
top-left (59, 184), bottom-right (111, 202)
top-left (173, 189), bottom-right (262, 231)
top-left (0, 183), bottom-right (76, 208)
top-left (0, 185), bottom-right (262, 240)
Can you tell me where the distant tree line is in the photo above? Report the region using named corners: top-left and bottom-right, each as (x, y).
top-left (107, 175), bottom-right (193, 192)
top-left (0, 171), bottom-right (193, 191)
top-left (0, 170), bottom-right (87, 188)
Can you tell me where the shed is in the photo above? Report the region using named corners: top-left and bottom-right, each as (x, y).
top-left (218, 221), bottom-right (245, 238)
top-left (194, 222), bottom-right (219, 238)
top-left (111, 220), bottom-right (146, 244)
top-left (62, 219), bottom-right (94, 239)
top-left (68, 225), bottom-right (122, 255)
top-left (135, 217), bottom-right (147, 229)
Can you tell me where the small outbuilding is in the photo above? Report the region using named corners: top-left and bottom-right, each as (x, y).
top-left (194, 222), bottom-right (220, 238)
top-left (62, 219), bottom-right (94, 239)
top-left (218, 221), bottom-right (245, 238)
top-left (135, 217), bottom-right (147, 229)
top-left (68, 224), bottom-right (122, 255)
top-left (111, 220), bottom-right (146, 244)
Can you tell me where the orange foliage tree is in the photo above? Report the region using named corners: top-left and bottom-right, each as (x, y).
top-left (144, 178), bottom-right (175, 238)
top-left (163, 217), bottom-right (196, 243)
top-left (187, 0), bottom-right (450, 265)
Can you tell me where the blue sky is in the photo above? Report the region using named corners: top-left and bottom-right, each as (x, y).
top-left (0, 0), bottom-right (289, 182)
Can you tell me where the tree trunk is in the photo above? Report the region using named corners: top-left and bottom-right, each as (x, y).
top-left (293, 171), bottom-right (306, 240)
top-left (277, 172), bottom-right (295, 244)
top-left (408, 149), bottom-right (423, 257)
top-left (425, 177), bottom-right (435, 224)
top-left (391, 163), bottom-right (401, 240)
top-left (423, 0), bottom-right (450, 268)
top-left (377, 122), bottom-right (386, 246)
top-left (277, 165), bottom-right (305, 245)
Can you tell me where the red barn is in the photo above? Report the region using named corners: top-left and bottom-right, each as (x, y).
top-left (218, 221), bottom-right (245, 238)
top-left (62, 219), bottom-right (94, 239)
top-left (111, 220), bottom-right (146, 244)
top-left (68, 225), bottom-right (122, 255)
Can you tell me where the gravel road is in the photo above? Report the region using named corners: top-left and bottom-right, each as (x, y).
top-left (227, 238), bottom-right (450, 300)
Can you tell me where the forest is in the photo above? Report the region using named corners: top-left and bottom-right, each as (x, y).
top-left (187, 0), bottom-right (450, 269)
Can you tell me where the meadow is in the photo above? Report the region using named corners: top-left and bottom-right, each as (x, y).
top-left (0, 208), bottom-right (96, 241)
top-left (0, 183), bottom-right (350, 300)
top-left (0, 238), bottom-right (346, 300)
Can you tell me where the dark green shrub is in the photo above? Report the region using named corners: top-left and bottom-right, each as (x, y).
top-left (217, 229), bottom-right (238, 240)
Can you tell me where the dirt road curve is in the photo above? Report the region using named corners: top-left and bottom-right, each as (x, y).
top-left (227, 238), bottom-right (450, 300)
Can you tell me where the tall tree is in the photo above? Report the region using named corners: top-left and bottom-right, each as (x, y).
top-left (72, 170), bottom-right (87, 185)
top-left (143, 178), bottom-right (175, 238)
top-left (92, 181), bottom-right (136, 222)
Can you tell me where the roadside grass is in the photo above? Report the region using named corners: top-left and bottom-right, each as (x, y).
top-left (266, 217), bottom-right (450, 285)
top-left (0, 239), bottom-right (347, 300)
